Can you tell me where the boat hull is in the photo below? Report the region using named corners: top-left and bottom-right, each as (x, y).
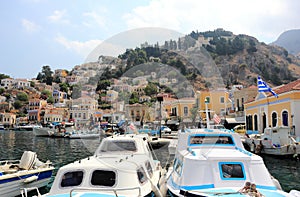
top-left (0, 169), bottom-right (53, 197)
top-left (245, 138), bottom-right (300, 156)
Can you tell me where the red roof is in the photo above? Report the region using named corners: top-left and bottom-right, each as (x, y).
top-left (272, 79), bottom-right (300, 95)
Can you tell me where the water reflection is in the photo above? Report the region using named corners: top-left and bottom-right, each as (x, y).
top-left (0, 130), bottom-right (299, 196)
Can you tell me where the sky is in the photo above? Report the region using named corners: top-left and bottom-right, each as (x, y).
top-left (1, 0), bottom-right (300, 79)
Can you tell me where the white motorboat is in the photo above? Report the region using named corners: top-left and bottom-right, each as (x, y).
top-left (0, 151), bottom-right (54, 197)
top-left (25, 134), bottom-right (162, 197)
top-left (244, 126), bottom-right (300, 156)
top-left (162, 128), bottom-right (300, 197)
top-left (66, 127), bottom-right (102, 139)
top-left (14, 124), bottom-right (42, 131)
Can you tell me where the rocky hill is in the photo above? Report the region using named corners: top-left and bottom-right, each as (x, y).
top-left (272, 29), bottom-right (300, 56)
top-left (74, 29), bottom-right (300, 90)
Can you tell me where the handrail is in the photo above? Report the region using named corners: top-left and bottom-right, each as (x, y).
top-left (69, 186), bottom-right (142, 197)
top-left (20, 187), bottom-right (41, 197)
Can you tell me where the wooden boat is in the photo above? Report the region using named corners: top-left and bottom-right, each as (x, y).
top-left (0, 151), bottom-right (54, 197)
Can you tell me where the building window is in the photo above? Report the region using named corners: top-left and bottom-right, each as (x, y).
top-left (254, 114), bottom-right (258, 131)
top-left (220, 97), bottom-right (224, 104)
top-left (205, 97), bottom-right (210, 103)
top-left (282, 111), bottom-right (288, 126)
top-left (184, 106), bottom-right (188, 116)
top-left (272, 112), bottom-right (277, 127)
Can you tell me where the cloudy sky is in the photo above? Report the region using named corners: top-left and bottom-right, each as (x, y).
top-left (1, 0), bottom-right (299, 78)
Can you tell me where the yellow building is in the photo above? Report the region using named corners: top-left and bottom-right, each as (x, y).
top-left (244, 79), bottom-right (300, 136)
top-left (196, 89), bottom-right (230, 121)
top-left (170, 97), bottom-right (196, 122)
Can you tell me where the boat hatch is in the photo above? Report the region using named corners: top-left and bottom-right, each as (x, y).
top-left (218, 162), bottom-right (246, 180)
top-left (189, 135), bottom-right (234, 146)
top-left (91, 170), bottom-right (116, 186)
top-left (99, 140), bottom-right (137, 152)
top-left (60, 171), bottom-right (84, 187)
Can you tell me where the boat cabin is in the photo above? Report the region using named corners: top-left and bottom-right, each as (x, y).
top-left (169, 129), bottom-right (280, 194)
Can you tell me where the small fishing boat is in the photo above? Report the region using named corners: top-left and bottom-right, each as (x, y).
top-left (244, 126), bottom-right (300, 156)
top-left (0, 151), bottom-right (54, 197)
top-left (161, 127), bottom-right (300, 197)
top-left (23, 134), bottom-right (162, 197)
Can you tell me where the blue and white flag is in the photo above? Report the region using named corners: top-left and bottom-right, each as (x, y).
top-left (257, 76), bottom-right (278, 98)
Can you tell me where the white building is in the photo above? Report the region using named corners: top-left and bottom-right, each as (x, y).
top-left (69, 96), bottom-right (98, 125)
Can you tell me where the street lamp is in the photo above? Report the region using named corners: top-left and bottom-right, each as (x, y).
top-left (157, 94), bottom-right (164, 138)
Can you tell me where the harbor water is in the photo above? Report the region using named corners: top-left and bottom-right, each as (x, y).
top-left (0, 130), bottom-right (299, 196)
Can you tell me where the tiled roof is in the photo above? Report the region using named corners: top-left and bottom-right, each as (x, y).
top-left (271, 79), bottom-right (300, 95)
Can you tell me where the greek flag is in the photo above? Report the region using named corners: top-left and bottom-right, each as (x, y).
top-left (257, 76), bottom-right (278, 98)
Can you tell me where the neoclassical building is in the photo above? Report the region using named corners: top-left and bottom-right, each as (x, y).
top-left (244, 79), bottom-right (300, 136)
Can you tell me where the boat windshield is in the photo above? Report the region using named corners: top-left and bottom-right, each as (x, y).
top-left (99, 140), bottom-right (137, 152)
top-left (189, 135), bottom-right (234, 145)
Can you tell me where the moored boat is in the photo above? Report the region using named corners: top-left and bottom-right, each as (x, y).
top-left (244, 126), bottom-right (300, 156)
top-left (162, 127), bottom-right (300, 197)
top-left (0, 151), bottom-right (54, 197)
top-left (24, 134), bottom-right (163, 197)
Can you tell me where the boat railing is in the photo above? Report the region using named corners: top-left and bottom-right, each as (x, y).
top-left (0, 159), bottom-right (19, 165)
top-left (70, 186), bottom-right (142, 196)
top-left (20, 187), bottom-right (41, 197)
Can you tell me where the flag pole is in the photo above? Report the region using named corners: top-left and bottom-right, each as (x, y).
top-left (205, 98), bottom-right (210, 129)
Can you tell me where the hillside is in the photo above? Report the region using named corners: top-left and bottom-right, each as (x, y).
top-left (272, 29), bottom-right (300, 56)
top-left (74, 29), bottom-right (300, 90)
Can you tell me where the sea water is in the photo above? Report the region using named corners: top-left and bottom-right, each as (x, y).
top-left (0, 130), bottom-right (299, 196)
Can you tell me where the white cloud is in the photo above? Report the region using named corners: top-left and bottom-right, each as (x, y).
top-left (48, 9), bottom-right (69, 24)
top-left (21, 19), bottom-right (40, 33)
top-left (83, 11), bottom-right (107, 29)
top-left (123, 0), bottom-right (300, 43)
top-left (55, 34), bottom-right (102, 58)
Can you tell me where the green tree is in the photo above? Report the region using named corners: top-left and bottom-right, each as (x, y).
top-left (37, 65), bottom-right (53, 85)
top-left (47, 96), bottom-right (54, 104)
top-left (13, 100), bottom-right (22, 109)
top-left (129, 92), bottom-right (139, 104)
top-left (41, 90), bottom-right (52, 98)
top-left (96, 80), bottom-right (111, 92)
top-left (59, 82), bottom-right (69, 93)
top-left (30, 81), bottom-right (35, 87)
top-left (0, 88), bottom-right (4, 95)
top-left (0, 73), bottom-right (10, 81)
top-left (144, 82), bottom-right (158, 96)
top-left (16, 92), bottom-right (28, 102)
